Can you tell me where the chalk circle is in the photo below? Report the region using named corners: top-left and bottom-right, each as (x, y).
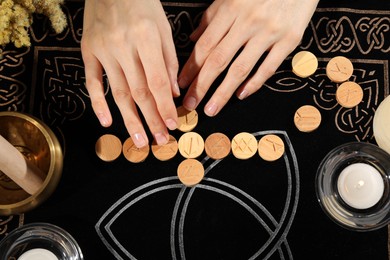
top-left (95, 131), bottom-right (300, 259)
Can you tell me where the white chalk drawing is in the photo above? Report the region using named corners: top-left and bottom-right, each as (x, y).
top-left (96, 130), bottom-right (299, 260)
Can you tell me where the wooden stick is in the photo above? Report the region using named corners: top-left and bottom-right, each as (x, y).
top-left (0, 135), bottom-right (45, 195)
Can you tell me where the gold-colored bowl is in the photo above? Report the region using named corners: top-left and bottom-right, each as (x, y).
top-left (0, 112), bottom-right (63, 216)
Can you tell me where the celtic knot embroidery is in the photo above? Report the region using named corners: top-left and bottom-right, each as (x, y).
top-left (318, 16), bottom-right (356, 53)
top-left (169, 11), bottom-right (202, 50)
top-left (39, 55), bottom-right (109, 126)
top-left (334, 69), bottom-right (381, 141)
top-left (0, 216), bottom-right (13, 236)
top-left (164, 2), bottom-right (209, 54)
top-left (0, 50), bottom-right (29, 112)
top-left (302, 9), bottom-right (390, 54)
top-left (0, 215), bottom-right (24, 241)
top-left (356, 16), bottom-right (390, 53)
top-left (30, 6), bottom-right (84, 45)
top-left (265, 59), bottom-right (387, 142)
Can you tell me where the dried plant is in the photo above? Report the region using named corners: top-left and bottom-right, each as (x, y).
top-left (0, 0), bottom-right (67, 57)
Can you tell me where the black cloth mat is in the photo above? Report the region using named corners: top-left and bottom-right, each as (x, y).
top-left (1, 0), bottom-right (390, 259)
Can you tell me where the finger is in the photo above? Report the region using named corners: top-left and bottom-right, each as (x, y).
top-left (160, 20), bottom-right (180, 98)
top-left (137, 27), bottom-right (178, 132)
top-left (189, 0), bottom-right (222, 41)
top-left (82, 50), bottom-right (113, 127)
top-left (127, 61), bottom-right (170, 145)
top-left (204, 38), bottom-right (269, 116)
top-left (103, 58), bottom-right (150, 148)
top-left (121, 57), bottom-right (171, 146)
top-left (178, 4), bottom-right (234, 89)
top-left (117, 49), bottom-right (171, 146)
top-left (237, 41), bottom-right (295, 100)
top-left (182, 23), bottom-right (248, 112)
top-left (111, 31), bottom-right (171, 146)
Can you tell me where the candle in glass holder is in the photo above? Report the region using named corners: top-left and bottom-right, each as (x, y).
top-left (337, 163), bottom-right (384, 209)
top-left (18, 248), bottom-right (58, 260)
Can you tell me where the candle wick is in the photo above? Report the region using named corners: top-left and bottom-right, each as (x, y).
top-left (355, 180), bottom-right (365, 189)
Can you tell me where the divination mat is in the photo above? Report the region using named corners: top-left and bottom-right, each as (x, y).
top-left (1, 0), bottom-right (390, 259)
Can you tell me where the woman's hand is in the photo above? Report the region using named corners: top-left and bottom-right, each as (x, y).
top-left (81, 0), bottom-right (180, 148)
top-left (178, 0), bottom-right (319, 116)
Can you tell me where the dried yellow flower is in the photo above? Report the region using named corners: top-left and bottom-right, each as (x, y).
top-left (33, 0), bottom-right (67, 33)
top-left (0, 0), bottom-right (68, 58)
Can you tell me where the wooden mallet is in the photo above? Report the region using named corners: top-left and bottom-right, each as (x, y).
top-left (0, 135), bottom-right (45, 195)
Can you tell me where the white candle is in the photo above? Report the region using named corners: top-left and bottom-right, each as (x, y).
top-left (337, 163), bottom-right (384, 209)
top-left (18, 248), bottom-right (58, 260)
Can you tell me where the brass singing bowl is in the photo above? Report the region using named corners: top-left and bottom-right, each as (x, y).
top-left (0, 112), bottom-right (63, 216)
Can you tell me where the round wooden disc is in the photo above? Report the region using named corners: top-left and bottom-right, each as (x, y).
top-left (177, 106), bottom-right (198, 132)
top-left (177, 158), bottom-right (204, 187)
top-left (95, 134), bottom-right (122, 162)
top-left (336, 81), bottom-right (363, 108)
top-left (231, 132), bottom-right (257, 160)
top-left (326, 56), bottom-right (354, 83)
top-left (178, 132), bottom-right (204, 159)
top-left (151, 135), bottom-right (178, 161)
top-left (123, 137), bottom-right (149, 163)
top-left (291, 51), bottom-right (318, 78)
top-left (258, 134), bottom-right (285, 161)
top-left (204, 133), bottom-right (231, 160)
top-left (294, 105), bottom-right (322, 132)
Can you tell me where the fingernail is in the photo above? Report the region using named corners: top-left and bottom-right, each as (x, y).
top-left (173, 81), bottom-right (181, 97)
top-left (154, 133), bottom-right (168, 146)
top-left (133, 133), bottom-right (147, 148)
top-left (183, 96), bottom-right (197, 111)
top-left (205, 102), bottom-right (218, 117)
top-left (97, 113), bottom-right (109, 127)
top-left (165, 118), bottom-right (177, 130)
top-left (238, 89), bottom-right (249, 100)
top-left (178, 76), bottom-right (188, 88)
